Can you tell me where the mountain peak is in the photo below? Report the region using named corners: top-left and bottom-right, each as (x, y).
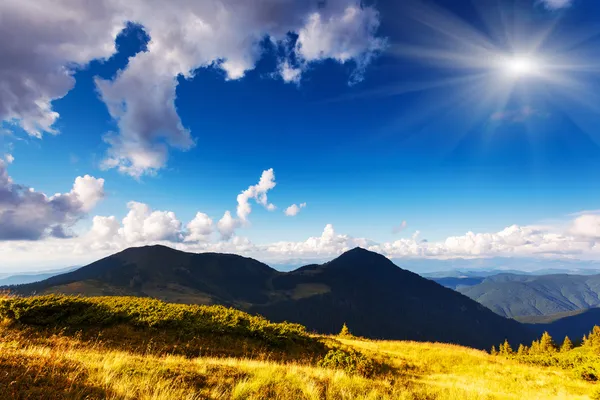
top-left (336, 246), bottom-right (389, 261)
top-left (322, 246), bottom-right (397, 273)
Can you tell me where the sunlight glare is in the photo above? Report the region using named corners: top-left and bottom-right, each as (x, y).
top-left (503, 56), bottom-right (541, 78)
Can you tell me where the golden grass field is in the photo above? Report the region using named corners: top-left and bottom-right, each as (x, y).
top-left (0, 295), bottom-right (597, 399)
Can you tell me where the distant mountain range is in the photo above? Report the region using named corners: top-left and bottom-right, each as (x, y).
top-left (404, 256), bottom-right (600, 275)
top-left (0, 266), bottom-right (80, 286)
top-left (454, 273), bottom-right (600, 318)
top-left (7, 245), bottom-right (532, 349)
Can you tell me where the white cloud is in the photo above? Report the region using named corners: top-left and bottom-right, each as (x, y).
top-left (0, 0), bottom-right (124, 138)
top-left (4, 154), bottom-right (14, 164)
top-left (71, 175), bottom-right (106, 212)
top-left (119, 201), bottom-right (183, 243)
top-left (5, 212), bottom-right (600, 271)
top-left (284, 202), bottom-right (306, 216)
top-left (538, 0), bottom-right (573, 10)
top-left (265, 223), bottom-right (375, 258)
top-left (0, 1), bottom-right (384, 177)
top-left (217, 210), bottom-right (240, 241)
top-left (0, 161), bottom-right (105, 240)
top-left (279, 61), bottom-right (302, 84)
top-left (570, 214), bottom-right (600, 238)
top-left (236, 168), bottom-right (277, 222)
top-left (294, 5), bottom-right (385, 84)
top-left (186, 212), bottom-right (213, 242)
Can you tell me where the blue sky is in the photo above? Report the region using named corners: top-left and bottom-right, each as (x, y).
top-left (3, 0), bottom-right (600, 270)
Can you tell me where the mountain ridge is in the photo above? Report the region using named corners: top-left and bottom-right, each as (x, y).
top-left (9, 245), bottom-right (533, 349)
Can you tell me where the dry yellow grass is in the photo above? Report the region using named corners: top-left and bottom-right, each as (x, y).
top-left (0, 323), bottom-right (595, 400)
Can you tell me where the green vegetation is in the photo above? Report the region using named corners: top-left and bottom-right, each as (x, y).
top-left (0, 294), bottom-right (323, 360)
top-left (492, 326), bottom-right (600, 384)
top-left (317, 348), bottom-right (376, 377)
top-left (0, 294), bottom-right (596, 399)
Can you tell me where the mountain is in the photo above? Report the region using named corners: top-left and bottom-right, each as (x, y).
top-left (516, 308), bottom-right (600, 343)
top-left (457, 273), bottom-right (600, 318)
top-left (408, 257), bottom-right (600, 276)
top-left (9, 245), bottom-right (532, 349)
top-left (0, 266), bottom-right (80, 286)
top-left (11, 245), bottom-right (275, 305)
top-left (429, 277), bottom-right (485, 290)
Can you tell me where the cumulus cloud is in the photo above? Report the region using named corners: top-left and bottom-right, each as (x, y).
top-left (284, 202), bottom-right (306, 216)
top-left (186, 212), bottom-right (214, 242)
top-left (118, 201), bottom-right (183, 243)
top-left (265, 223), bottom-right (375, 258)
top-left (372, 224), bottom-right (590, 258)
top-left (0, 0), bottom-right (124, 138)
top-left (217, 210), bottom-right (240, 241)
top-left (1, 1), bottom-right (384, 177)
top-left (570, 214), bottom-right (600, 238)
top-left (236, 168), bottom-right (277, 221)
top-left (5, 213), bottom-right (600, 270)
top-left (0, 161), bottom-right (105, 240)
top-left (4, 154), bottom-right (14, 164)
top-left (294, 4), bottom-right (385, 84)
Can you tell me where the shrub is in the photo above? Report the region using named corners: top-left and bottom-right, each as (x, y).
top-left (574, 364), bottom-right (599, 382)
top-left (561, 336), bottom-right (574, 353)
top-left (0, 295), bottom-right (311, 348)
top-left (317, 348), bottom-right (375, 377)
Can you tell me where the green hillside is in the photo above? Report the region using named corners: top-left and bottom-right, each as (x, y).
top-left (0, 294), bottom-right (596, 400)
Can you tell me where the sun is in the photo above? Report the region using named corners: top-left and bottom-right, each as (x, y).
top-left (503, 56), bottom-right (542, 78)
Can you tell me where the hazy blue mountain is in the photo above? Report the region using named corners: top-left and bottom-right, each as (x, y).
top-left (457, 273), bottom-right (600, 318)
top-left (430, 277), bottom-right (485, 290)
top-left (403, 257), bottom-right (600, 276)
top-left (0, 266), bottom-right (80, 286)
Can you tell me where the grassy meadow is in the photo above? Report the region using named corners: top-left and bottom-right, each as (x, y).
top-left (0, 294), bottom-right (597, 399)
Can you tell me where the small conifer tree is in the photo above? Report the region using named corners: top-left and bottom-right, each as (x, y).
top-left (517, 344), bottom-right (527, 355)
top-left (339, 323), bottom-right (352, 337)
top-left (529, 339), bottom-right (540, 355)
top-left (490, 345), bottom-right (498, 356)
top-left (498, 339), bottom-right (513, 356)
top-left (560, 336), bottom-right (574, 352)
top-left (585, 326), bottom-right (600, 348)
top-left (539, 332), bottom-right (557, 353)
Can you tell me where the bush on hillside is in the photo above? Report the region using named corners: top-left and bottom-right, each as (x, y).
top-left (492, 327), bottom-right (600, 383)
top-left (317, 348), bottom-right (376, 377)
top-left (0, 295), bottom-right (309, 347)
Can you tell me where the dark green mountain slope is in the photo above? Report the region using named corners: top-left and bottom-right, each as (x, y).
top-left (458, 273), bottom-right (600, 318)
top-left (15, 245), bottom-right (276, 305)
top-left (252, 248), bottom-right (531, 349)
top-left (516, 308), bottom-right (600, 343)
top-left (10, 246), bottom-right (533, 349)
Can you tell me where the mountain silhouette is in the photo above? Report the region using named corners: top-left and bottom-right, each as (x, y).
top-left (11, 245), bottom-right (533, 349)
